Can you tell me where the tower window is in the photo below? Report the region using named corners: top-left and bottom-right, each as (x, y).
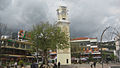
top-left (62, 18), bottom-right (66, 20)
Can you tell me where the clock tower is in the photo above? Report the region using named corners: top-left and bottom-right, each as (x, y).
top-left (56, 3), bottom-right (71, 65)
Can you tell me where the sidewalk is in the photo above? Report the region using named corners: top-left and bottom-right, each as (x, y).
top-left (4, 63), bottom-right (120, 68)
top-left (61, 63), bottom-right (120, 68)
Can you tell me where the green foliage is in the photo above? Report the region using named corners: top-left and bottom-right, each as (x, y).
top-left (102, 52), bottom-right (107, 60)
top-left (10, 61), bottom-right (14, 64)
top-left (18, 60), bottom-right (24, 65)
top-left (29, 22), bottom-right (70, 65)
top-left (25, 62), bottom-right (32, 65)
top-left (88, 53), bottom-right (93, 62)
top-left (29, 22), bottom-right (69, 51)
top-left (110, 53), bottom-right (117, 61)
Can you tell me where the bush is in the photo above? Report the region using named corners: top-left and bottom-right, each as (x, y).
top-left (18, 60), bottom-right (24, 65)
top-left (25, 62), bottom-right (32, 65)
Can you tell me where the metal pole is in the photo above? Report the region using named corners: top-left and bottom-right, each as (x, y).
top-left (100, 26), bottom-right (110, 68)
top-left (0, 40), bottom-right (2, 66)
top-left (36, 41), bottom-right (39, 64)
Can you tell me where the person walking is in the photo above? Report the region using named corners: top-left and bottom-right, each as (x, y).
top-left (31, 61), bottom-right (38, 68)
top-left (53, 63), bottom-right (57, 68)
top-left (58, 62), bottom-right (60, 68)
top-left (6, 63), bottom-right (10, 68)
top-left (93, 61), bottom-right (96, 68)
top-left (14, 62), bottom-right (17, 68)
top-left (21, 64), bottom-right (24, 68)
top-left (40, 63), bottom-right (44, 68)
top-left (106, 60), bottom-right (108, 65)
top-left (90, 61), bottom-right (93, 68)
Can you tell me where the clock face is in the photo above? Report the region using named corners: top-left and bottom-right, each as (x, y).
top-left (58, 10), bottom-right (66, 15)
top-left (59, 11), bottom-right (61, 14)
top-left (61, 10), bottom-right (66, 15)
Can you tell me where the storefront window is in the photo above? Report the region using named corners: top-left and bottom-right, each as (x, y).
top-left (8, 41), bottom-right (13, 46)
top-left (21, 44), bottom-right (25, 48)
top-left (26, 45), bottom-right (31, 49)
top-left (14, 43), bottom-right (19, 48)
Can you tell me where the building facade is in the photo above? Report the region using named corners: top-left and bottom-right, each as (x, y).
top-left (70, 37), bottom-right (100, 63)
top-left (0, 38), bottom-right (33, 65)
top-left (114, 37), bottom-right (120, 61)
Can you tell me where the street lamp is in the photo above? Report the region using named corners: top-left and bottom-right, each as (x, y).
top-left (100, 26), bottom-right (111, 68)
top-left (0, 40), bottom-right (2, 66)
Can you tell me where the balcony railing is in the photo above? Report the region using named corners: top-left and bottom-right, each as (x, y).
top-left (0, 39), bottom-right (31, 50)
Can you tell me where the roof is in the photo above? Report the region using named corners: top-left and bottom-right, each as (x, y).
top-left (50, 52), bottom-right (57, 55)
top-left (71, 37), bottom-right (97, 41)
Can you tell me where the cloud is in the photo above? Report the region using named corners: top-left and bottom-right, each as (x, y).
top-left (65, 0), bottom-right (120, 39)
top-left (0, 0), bottom-right (120, 40)
top-left (0, 0), bottom-right (48, 30)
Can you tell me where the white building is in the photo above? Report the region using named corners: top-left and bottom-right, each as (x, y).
top-left (115, 36), bottom-right (120, 61)
top-left (70, 37), bottom-right (101, 62)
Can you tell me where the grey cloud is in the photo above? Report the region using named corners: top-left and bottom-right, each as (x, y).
top-left (65, 0), bottom-right (120, 40)
top-left (0, 0), bottom-right (48, 30)
top-left (0, 0), bottom-right (120, 40)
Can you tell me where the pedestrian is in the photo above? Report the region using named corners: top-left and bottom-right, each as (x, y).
top-left (21, 64), bottom-right (24, 68)
top-left (40, 63), bottom-right (44, 68)
top-left (58, 62), bottom-right (60, 68)
top-left (14, 62), bottom-right (17, 68)
top-left (106, 60), bottom-right (108, 65)
top-left (6, 63), bottom-right (10, 68)
top-left (31, 62), bottom-right (34, 68)
top-left (31, 61), bottom-right (38, 68)
top-left (53, 63), bottom-right (57, 68)
top-left (93, 61), bottom-right (96, 68)
top-left (90, 61), bottom-right (93, 68)
top-left (7, 65), bottom-right (10, 68)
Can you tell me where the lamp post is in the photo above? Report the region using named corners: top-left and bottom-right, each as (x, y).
top-left (100, 26), bottom-right (110, 68)
top-left (0, 40), bottom-right (2, 66)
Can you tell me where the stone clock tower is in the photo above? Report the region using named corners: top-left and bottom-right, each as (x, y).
top-left (56, 3), bottom-right (71, 65)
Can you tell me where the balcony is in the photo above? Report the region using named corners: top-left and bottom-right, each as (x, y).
top-left (0, 39), bottom-right (31, 50)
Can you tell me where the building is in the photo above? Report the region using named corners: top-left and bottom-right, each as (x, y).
top-left (49, 52), bottom-right (57, 63)
top-left (98, 40), bottom-right (117, 62)
top-left (115, 37), bottom-right (120, 61)
top-left (99, 41), bottom-right (116, 52)
top-left (0, 38), bottom-right (34, 65)
top-left (56, 1), bottom-right (71, 65)
top-left (70, 37), bottom-right (101, 63)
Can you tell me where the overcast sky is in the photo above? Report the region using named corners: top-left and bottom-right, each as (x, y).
top-left (0, 0), bottom-right (120, 40)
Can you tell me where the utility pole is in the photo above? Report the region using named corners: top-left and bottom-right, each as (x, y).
top-left (100, 26), bottom-right (110, 68)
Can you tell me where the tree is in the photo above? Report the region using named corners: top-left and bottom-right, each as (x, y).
top-left (110, 53), bottom-right (117, 62)
top-left (102, 52), bottom-right (107, 62)
top-left (0, 23), bottom-right (8, 66)
top-left (88, 53), bottom-right (93, 62)
top-left (0, 23), bottom-right (8, 37)
top-left (29, 22), bottom-right (69, 65)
